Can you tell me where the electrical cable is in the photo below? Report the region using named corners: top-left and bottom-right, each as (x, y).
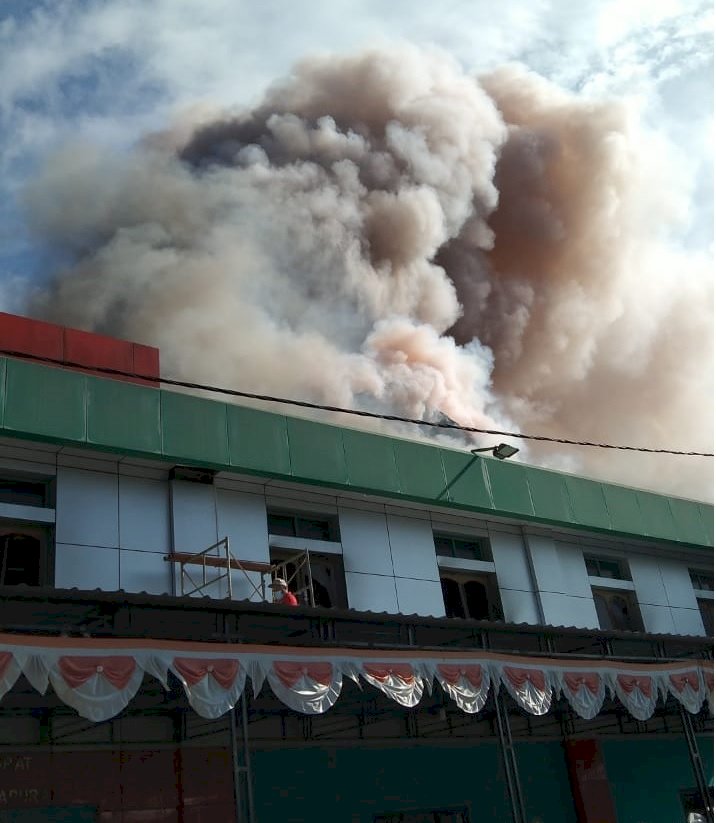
top-left (1, 347), bottom-right (712, 457)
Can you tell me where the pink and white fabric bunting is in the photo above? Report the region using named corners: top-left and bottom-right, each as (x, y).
top-left (266, 661), bottom-right (342, 714)
top-left (500, 666), bottom-right (553, 715)
top-left (435, 664), bottom-right (490, 714)
top-left (0, 651), bottom-right (21, 702)
top-left (171, 657), bottom-right (246, 719)
top-left (360, 663), bottom-right (424, 707)
top-left (46, 655), bottom-right (145, 723)
top-left (666, 669), bottom-right (705, 715)
top-left (0, 634), bottom-right (711, 724)
top-left (612, 673), bottom-right (657, 721)
top-left (559, 671), bottom-right (605, 720)
top-left (704, 669), bottom-right (714, 715)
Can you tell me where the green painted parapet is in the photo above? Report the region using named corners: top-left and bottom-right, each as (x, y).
top-left (1, 357), bottom-right (712, 549)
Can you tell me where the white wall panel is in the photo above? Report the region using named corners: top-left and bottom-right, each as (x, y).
top-left (345, 572), bottom-right (398, 613)
top-left (491, 532), bottom-right (533, 591)
top-left (119, 476), bottom-right (170, 553)
top-left (56, 467), bottom-right (119, 548)
top-left (553, 543), bottom-right (594, 599)
top-left (55, 543), bottom-right (119, 590)
top-left (498, 588), bottom-right (541, 625)
top-left (216, 488), bottom-right (270, 563)
top-left (526, 536), bottom-right (591, 598)
top-left (538, 592), bottom-right (599, 630)
top-left (170, 481), bottom-right (217, 553)
top-left (268, 535), bottom-right (342, 556)
top-left (659, 561), bottom-right (700, 609)
top-left (671, 607), bottom-right (706, 636)
top-left (119, 550), bottom-right (171, 595)
top-left (0, 503), bottom-right (54, 524)
top-left (638, 604), bottom-right (676, 635)
top-left (629, 556), bottom-right (669, 606)
top-left (395, 577), bottom-right (445, 618)
top-left (387, 515), bottom-right (439, 581)
top-left (339, 508), bottom-right (393, 576)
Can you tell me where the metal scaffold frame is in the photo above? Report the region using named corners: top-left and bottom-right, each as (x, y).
top-left (164, 537), bottom-right (315, 606)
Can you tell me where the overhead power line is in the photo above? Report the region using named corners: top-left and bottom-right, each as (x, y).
top-left (1, 348), bottom-right (713, 458)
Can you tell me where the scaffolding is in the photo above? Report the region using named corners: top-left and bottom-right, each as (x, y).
top-left (164, 537), bottom-right (315, 606)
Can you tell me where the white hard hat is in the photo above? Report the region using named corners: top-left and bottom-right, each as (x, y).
top-left (270, 577), bottom-right (288, 590)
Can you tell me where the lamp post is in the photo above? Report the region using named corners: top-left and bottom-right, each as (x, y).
top-left (471, 443), bottom-right (520, 460)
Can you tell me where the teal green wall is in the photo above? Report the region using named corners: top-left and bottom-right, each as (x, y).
top-left (0, 356), bottom-right (711, 549)
top-left (516, 741), bottom-right (577, 822)
top-left (251, 742), bottom-right (576, 823)
top-left (251, 738), bottom-right (715, 823)
top-left (603, 736), bottom-right (714, 823)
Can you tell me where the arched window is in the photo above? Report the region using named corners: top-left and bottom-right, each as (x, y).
top-left (593, 589), bottom-right (642, 632)
top-left (440, 578), bottom-right (465, 619)
top-left (0, 533), bottom-right (42, 586)
top-left (269, 549), bottom-right (347, 608)
top-left (463, 580), bottom-right (490, 621)
top-left (440, 575), bottom-right (502, 621)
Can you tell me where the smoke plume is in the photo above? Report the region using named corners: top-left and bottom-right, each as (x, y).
top-left (23, 47), bottom-right (713, 499)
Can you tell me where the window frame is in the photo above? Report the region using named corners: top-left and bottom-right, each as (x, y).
top-left (269, 546), bottom-right (348, 609)
top-left (686, 568), bottom-right (714, 636)
top-left (267, 508), bottom-right (341, 543)
top-left (433, 532), bottom-right (492, 563)
top-left (689, 568), bottom-right (714, 593)
top-left (583, 553), bottom-right (631, 582)
top-left (0, 521), bottom-right (55, 587)
top-left (592, 586), bottom-right (644, 633)
top-left (696, 597), bottom-right (714, 637)
top-left (439, 570), bottom-right (503, 622)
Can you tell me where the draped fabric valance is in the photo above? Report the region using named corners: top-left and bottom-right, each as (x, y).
top-left (0, 634), bottom-right (712, 724)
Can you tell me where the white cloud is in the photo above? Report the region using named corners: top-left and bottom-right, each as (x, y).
top-left (0, 0), bottom-right (710, 257)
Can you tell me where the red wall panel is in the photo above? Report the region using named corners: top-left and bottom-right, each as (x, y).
top-left (564, 739), bottom-right (618, 823)
top-left (0, 312), bottom-right (160, 385)
top-left (133, 343), bottom-right (161, 386)
top-left (63, 327), bottom-right (134, 375)
top-left (0, 312), bottom-right (63, 361)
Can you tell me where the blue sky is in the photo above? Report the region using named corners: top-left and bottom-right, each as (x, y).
top-left (0, 0), bottom-right (711, 308)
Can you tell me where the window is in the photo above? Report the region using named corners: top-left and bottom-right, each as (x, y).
top-left (697, 599), bottom-right (714, 636)
top-left (680, 786), bottom-right (714, 821)
top-left (0, 524), bottom-right (53, 587)
top-left (584, 554), bottom-right (630, 581)
top-left (689, 569), bottom-right (714, 592)
top-left (440, 573), bottom-right (502, 621)
top-left (0, 475), bottom-right (52, 508)
top-left (267, 510), bottom-right (340, 542)
top-left (689, 568), bottom-right (714, 636)
top-left (269, 548), bottom-right (347, 609)
top-left (434, 533), bottom-right (491, 562)
top-left (585, 553), bottom-right (642, 632)
top-left (593, 588), bottom-right (643, 632)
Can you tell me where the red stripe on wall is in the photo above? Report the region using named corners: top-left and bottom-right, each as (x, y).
top-left (564, 739), bottom-right (618, 823)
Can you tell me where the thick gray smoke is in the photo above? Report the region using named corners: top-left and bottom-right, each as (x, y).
top-left (24, 47), bottom-right (713, 499)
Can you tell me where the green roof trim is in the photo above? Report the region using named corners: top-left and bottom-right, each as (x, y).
top-left (1, 357), bottom-right (712, 549)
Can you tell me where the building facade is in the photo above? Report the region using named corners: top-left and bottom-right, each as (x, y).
top-left (0, 313), bottom-right (713, 823)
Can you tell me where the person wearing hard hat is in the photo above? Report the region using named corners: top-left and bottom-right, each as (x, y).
top-left (270, 577), bottom-right (299, 606)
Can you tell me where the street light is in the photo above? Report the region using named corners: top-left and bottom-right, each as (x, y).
top-left (471, 443), bottom-right (520, 460)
